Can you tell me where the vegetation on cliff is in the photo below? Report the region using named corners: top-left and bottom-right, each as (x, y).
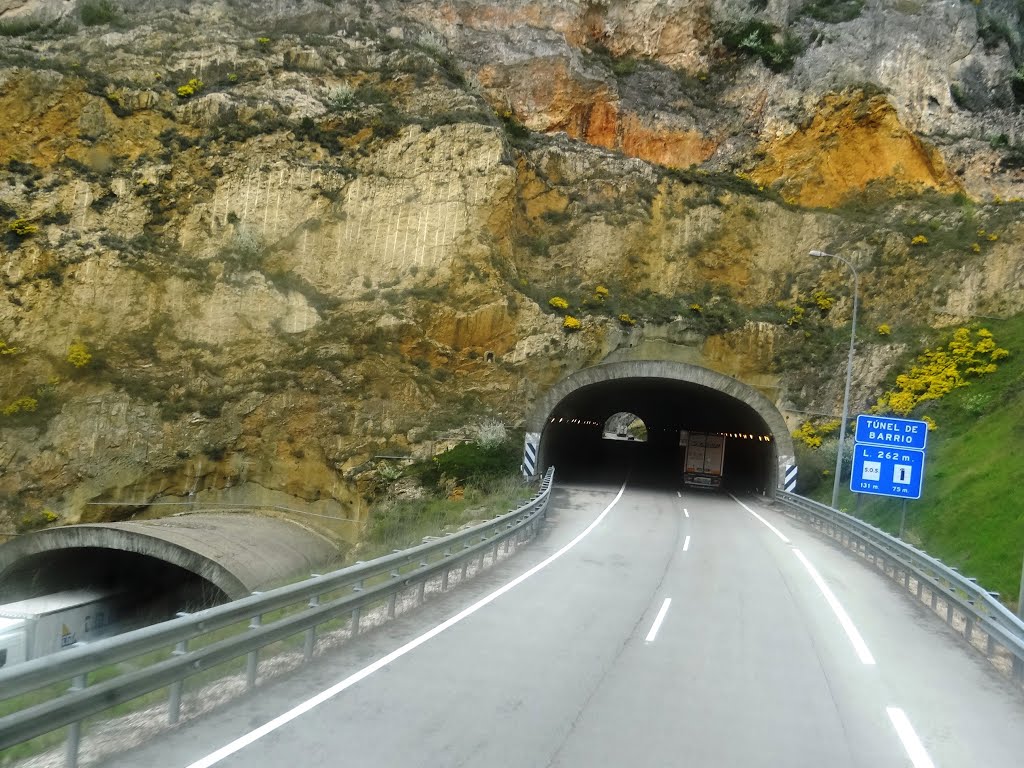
top-left (0, 0), bottom-right (1022, 569)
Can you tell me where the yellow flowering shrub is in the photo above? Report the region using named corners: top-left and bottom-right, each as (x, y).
top-left (689, 303), bottom-right (702, 314)
top-left (176, 78), bottom-right (204, 98)
top-left (563, 316), bottom-right (581, 331)
top-left (911, 234), bottom-right (928, 245)
top-left (594, 285), bottom-right (609, 300)
top-left (618, 313), bottom-right (637, 326)
top-left (812, 290), bottom-right (834, 312)
top-left (776, 301), bottom-right (805, 326)
top-left (871, 327), bottom-right (1008, 417)
top-left (3, 397), bottom-right (38, 416)
top-left (67, 341), bottom-right (92, 368)
top-left (877, 324), bottom-right (891, 336)
top-left (548, 296), bottom-right (569, 311)
top-left (7, 218), bottom-right (38, 237)
top-left (792, 419), bottom-right (841, 449)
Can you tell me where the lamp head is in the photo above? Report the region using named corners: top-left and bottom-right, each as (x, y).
top-left (809, 250), bottom-right (827, 258)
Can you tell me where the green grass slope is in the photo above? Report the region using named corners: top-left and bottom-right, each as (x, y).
top-left (816, 315), bottom-right (1024, 607)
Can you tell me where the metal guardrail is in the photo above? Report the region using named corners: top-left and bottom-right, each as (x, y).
top-left (0, 467), bottom-right (555, 764)
top-left (777, 490), bottom-right (1024, 681)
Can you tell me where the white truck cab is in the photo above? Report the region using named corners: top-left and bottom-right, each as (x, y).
top-left (0, 589), bottom-right (123, 668)
top-left (0, 615), bottom-right (28, 669)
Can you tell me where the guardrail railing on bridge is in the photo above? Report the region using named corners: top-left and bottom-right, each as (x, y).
top-left (0, 467), bottom-right (555, 766)
top-left (776, 490), bottom-right (1024, 682)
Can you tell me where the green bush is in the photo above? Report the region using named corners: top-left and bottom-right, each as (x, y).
top-left (800, 0), bottom-right (864, 24)
top-left (414, 441), bottom-right (520, 489)
top-left (79, 0), bottom-right (120, 26)
top-left (721, 20), bottom-right (804, 72)
top-left (0, 16), bottom-right (44, 36)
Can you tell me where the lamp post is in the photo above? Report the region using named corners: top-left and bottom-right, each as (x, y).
top-left (810, 250), bottom-right (859, 510)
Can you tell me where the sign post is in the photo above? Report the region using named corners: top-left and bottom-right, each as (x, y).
top-left (850, 415), bottom-right (928, 537)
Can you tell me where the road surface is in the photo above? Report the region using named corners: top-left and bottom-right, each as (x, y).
top-left (102, 479), bottom-right (1024, 767)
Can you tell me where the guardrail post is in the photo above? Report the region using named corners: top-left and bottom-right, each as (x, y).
top-left (417, 561), bottom-right (428, 604)
top-left (65, 673), bottom-right (86, 768)
top-left (304, 593), bottom-right (320, 661)
top-left (442, 548), bottom-right (451, 591)
top-left (167, 611), bottom-right (190, 724)
top-left (167, 645), bottom-right (188, 722)
top-left (388, 568), bottom-right (400, 617)
top-left (478, 536), bottom-right (487, 570)
top-left (461, 542), bottom-right (471, 580)
top-left (351, 576), bottom-right (364, 636)
top-left (246, 609), bottom-right (262, 690)
top-left (1014, 654), bottom-right (1024, 683)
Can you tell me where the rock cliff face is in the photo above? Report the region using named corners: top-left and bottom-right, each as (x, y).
top-left (2, 0), bottom-right (1024, 535)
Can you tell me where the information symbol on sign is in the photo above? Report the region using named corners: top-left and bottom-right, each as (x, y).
top-left (893, 464), bottom-right (912, 485)
top-left (862, 461), bottom-right (881, 481)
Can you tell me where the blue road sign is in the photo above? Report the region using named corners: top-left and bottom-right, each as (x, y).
top-left (855, 415), bottom-right (928, 451)
top-left (850, 443), bottom-right (925, 499)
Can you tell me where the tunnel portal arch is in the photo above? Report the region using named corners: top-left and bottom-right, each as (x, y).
top-left (0, 514), bottom-right (339, 605)
top-left (528, 361), bottom-right (795, 495)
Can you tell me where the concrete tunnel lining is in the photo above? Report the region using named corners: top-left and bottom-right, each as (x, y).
top-left (0, 514), bottom-right (340, 601)
top-left (528, 361), bottom-right (795, 493)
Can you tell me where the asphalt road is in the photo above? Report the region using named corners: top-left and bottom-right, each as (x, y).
top-left (102, 479), bottom-right (1024, 767)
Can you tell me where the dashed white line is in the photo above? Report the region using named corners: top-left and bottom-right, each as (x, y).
top-left (793, 549), bottom-right (876, 665)
top-left (676, 491), bottom-right (681, 498)
top-left (683, 508), bottom-right (689, 518)
top-left (683, 535), bottom-right (691, 552)
top-left (645, 598), bottom-right (672, 642)
top-left (729, 494), bottom-right (790, 543)
top-left (185, 481), bottom-right (630, 768)
top-left (887, 707), bottom-right (935, 768)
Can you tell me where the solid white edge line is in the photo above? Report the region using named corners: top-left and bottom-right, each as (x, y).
top-left (886, 707), bottom-right (936, 768)
top-left (793, 549), bottom-right (876, 665)
top-left (729, 494), bottom-right (790, 544)
top-left (645, 598), bottom-right (672, 642)
top-left (683, 535), bottom-right (691, 552)
top-left (185, 480), bottom-right (629, 768)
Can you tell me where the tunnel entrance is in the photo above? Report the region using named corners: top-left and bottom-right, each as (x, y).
top-left (0, 547), bottom-right (230, 619)
top-left (529, 361), bottom-right (794, 495)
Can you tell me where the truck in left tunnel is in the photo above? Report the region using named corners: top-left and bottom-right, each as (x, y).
top-left (0, 589), bottom-right (128, 668)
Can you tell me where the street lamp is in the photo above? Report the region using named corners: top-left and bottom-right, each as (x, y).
top-left (810, 249), bottom-right (859, 510)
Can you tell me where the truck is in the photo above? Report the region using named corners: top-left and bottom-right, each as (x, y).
top-left (682, 431), bottom-right (726, 489)
top-left (0, 589), bottom-right (125, 669)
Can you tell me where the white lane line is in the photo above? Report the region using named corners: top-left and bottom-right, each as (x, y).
top-left (684, 508), bottom-right (689, 518)
top-left (729, 494), bottom-right (790, 544)
top-left (645, 598), bottom-right (672, 642)
top-left (683, 535), bottom-right (691, 552)
top-left (793, 549), bottom-right (876, 665)
top-left (887, 707), bottom-right (935, 768)
top-left (676, 490), bottom-right (681, 498)
top-left (185, 480), bottom-right (630, 768)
